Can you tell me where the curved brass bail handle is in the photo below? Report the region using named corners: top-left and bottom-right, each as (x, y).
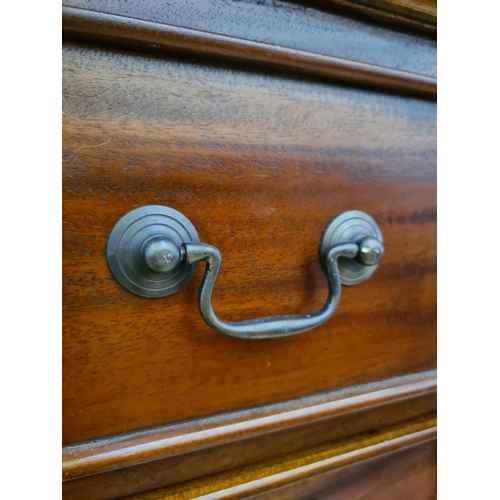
top-left (183, 240), bottom-right (372, 340)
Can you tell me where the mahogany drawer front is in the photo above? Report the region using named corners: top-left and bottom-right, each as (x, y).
top-left (62, 42), bottom-right (436, 446)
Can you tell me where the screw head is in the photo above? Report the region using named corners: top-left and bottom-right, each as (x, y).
top-left (357, 236), bottom-right (384, 266)
top-left (143, 236), bottom-right (182, 273)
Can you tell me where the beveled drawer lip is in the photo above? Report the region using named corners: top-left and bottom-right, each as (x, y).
top-left (62, 369), bottom-right (436, 482)
top-left (62, 6), bottom-right (437, 100)
top-left (123, 425), bottom-right (437, 500)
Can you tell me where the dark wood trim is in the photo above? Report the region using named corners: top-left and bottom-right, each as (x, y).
top-left (63, 371), bottom-right (436, 483)
top-left (126, 422), bottom-right (437, 499)
top-left (62, 6), bottom-right (436, 100)
top-left (316, 0), bottom-right (436, 35)
top-left (341, 0), bottom-right (436, 23)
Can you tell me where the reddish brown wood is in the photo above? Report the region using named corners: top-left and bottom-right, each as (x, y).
top-left (318, 0), bottom-right (436, 35)
top-left (348, 0), bottom-right (436, 22)
top-left (251, 440), bottom-right (437, 500)
top-left (63, 371), bottom-right (435, 478)
top-left (62, 372), bottom-right (435, 499)
top-left (62, 1), bottom-right (437, 497)
top-left (62, 6), bottom-right (436, 99)
top-left (63, 43), bottom-right (436, 447)
top-left (123, 422), bottom-right (436, 499)
top-left (63, 0), bottom-right (436, 74)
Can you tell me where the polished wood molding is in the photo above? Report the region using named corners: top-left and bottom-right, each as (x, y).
top-left (126, 419), bottom-right (436, 499)
top-left (289, 439), bottom-right (437, 500)
top-left (62, 6), bottom-right (436, 99)
top-left (318, 0), bottom-right (436, 35)
top-left (63, 0), bottom-right (436, 77)
top-left (63, 371), bottom-right (435, 482)
top-left (347, 0), bottom-right (436, 22)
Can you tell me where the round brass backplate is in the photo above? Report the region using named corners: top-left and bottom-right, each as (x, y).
top-left (320, 211), bottom-right (383, 285)
top-left (107, 205), bottom-right (199, 298)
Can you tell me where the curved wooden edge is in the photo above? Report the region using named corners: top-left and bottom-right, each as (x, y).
top-left (318, 0), bottom-right (436, 35)
top-left (128, 423), bottom-right (437, 499)
top-left (224, 428), bottom-right (437, 500)
top-left (355, 0), bottom-right (436, 22)
top-left (62, 6), bottom-right (436, 100)
top-left (63, 370), bottom-right (436, 481)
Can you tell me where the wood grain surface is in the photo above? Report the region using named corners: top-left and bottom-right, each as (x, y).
top-left (62, 7), bottom-right (436, 99)
top-left (63, 0), bottom-right (436, 74)
top-left (348, 0), bottom-right (436, 22)
top-left (62, 371), bottom-right (435, 500)
top-left (123, 419), bottom-right (436, 499)
top-left (63, 44), bottom-right (436, 446)
top-left (319, 0), bottom-right (436, 34)
top-left (249, 440), bottom-right (437, 500)
top-left (63, 371), bottom-right (435, 480)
